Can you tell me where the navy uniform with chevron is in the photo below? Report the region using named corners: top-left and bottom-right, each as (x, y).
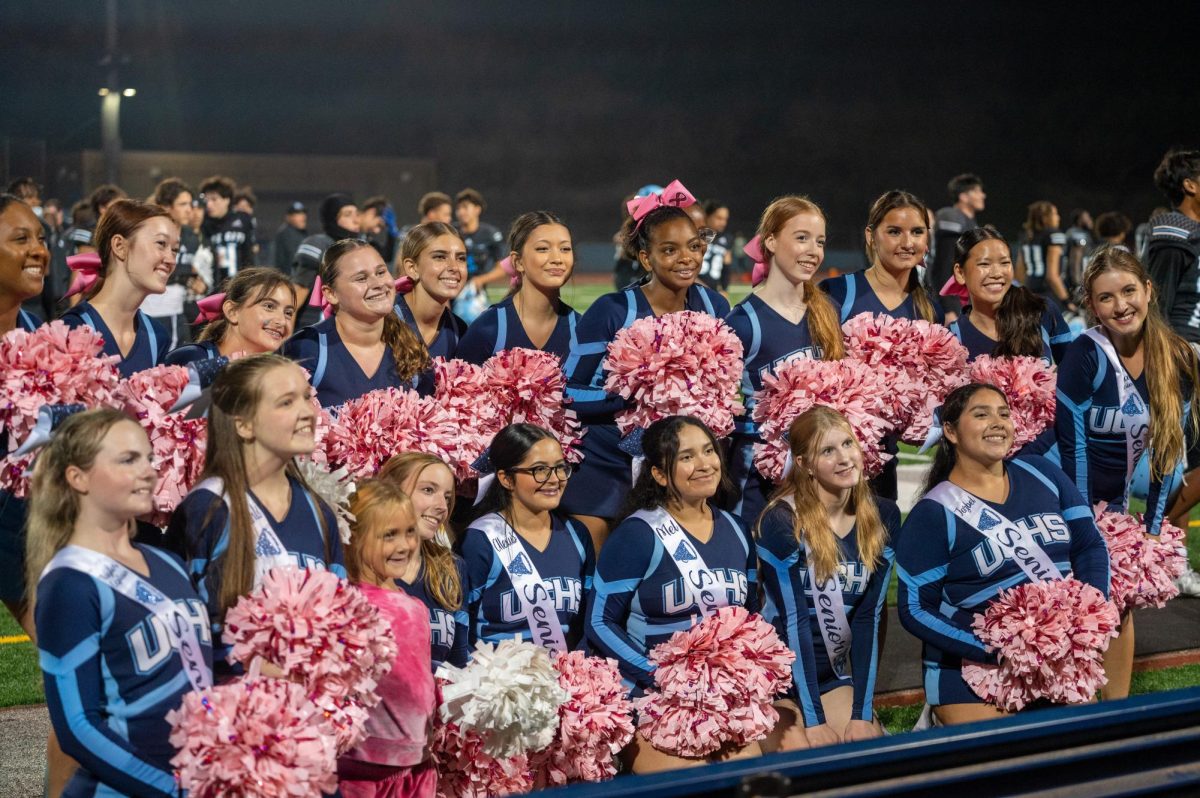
top-left (895, 455), bottom-right (1110, 706)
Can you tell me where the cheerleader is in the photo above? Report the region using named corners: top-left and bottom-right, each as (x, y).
top-left (461, 423), bottom-right (594, 652)
top-left (166, 354), bottom-right (345, 672)
top-left (898, 383), bottom-right (1109, 725)
top-left (561, 182), bottom-right (730, 547)
top-left (757, 407), bottom-right (897, 749)
top-left (282, 239), bottom-right (430, 408)
top-left (725, 196), bottom-right (845, 524)
top-left (946, 226), bottom-right (1073, 364)
top-left (457, 211), bottom-right (580, 363)
top-left (822, 190), bottom-right (942, 501)
top-left (340, 479), bottom-right (437, 798)
top-left (28, 409), bottom-right (212, 798)
top-left (60, 199), bottom-right (174, 377)
top-left (395, 222), bottom-right (469, 359)
top-left (165, 267), bottom-right (297, 365)
top-left (1055, 246), bottom-right (1199, 698)
top-left (586, 415), bottom-right (758, 773)
top-left (1016, 201), bottom-right (1075, 313)
top-left (0, 194), bottom-right (48, 635)
top-left (378, 452), bottom-right (469, 670)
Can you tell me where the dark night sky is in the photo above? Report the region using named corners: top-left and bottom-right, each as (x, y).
top-left (2, 1), bottom-right (1198, 248)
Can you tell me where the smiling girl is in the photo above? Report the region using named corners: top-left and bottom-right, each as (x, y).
top-left (166, 267), bottom-right (297, 365)
top-left (395, 222), bottom-right (469, 360)
top-left (61, 199), bottom-right (176, 376)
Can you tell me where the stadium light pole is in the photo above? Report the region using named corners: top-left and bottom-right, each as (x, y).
top-left (99, 0), bottom-right (125, 185)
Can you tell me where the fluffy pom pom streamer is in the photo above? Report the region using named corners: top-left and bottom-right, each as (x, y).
top-left (841, 313), bottom-right (969, 442)
top-left (432, 357), bottom-right (504, 478)
top-left (222, 567), bottom-right (398, 754)
top-left (962, 578), bottom-right (1120, 712)
top-left (115, 364), bottom-right (191, 416)
top-left (531, 652), bottom-right (635, 786)
top-left (1094, 508), bottom-right (1188, 614)
top-left (432, 720), bottom-right (533, 798)
top-left (967, 355), bottom-right (1057, 451)
top-left (321, 386), bottom-right (463, 481)
top-left (437, 638), bottom-right (569, 759)
top-left (482, 348), bottom-right (585, 462)
top-left (751, 357), bottom-right (895, 481)
top-left (168, 676), bottom-right (338, 798)
top-left (635, 606), bottom-right (794, 758)
top-left (603, 311), bottom-right (744, 437)
top-left (293, 458), bottom-right (356, 546)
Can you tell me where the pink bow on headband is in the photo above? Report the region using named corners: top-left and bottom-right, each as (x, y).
top-left (65, 252), bottom-right (103, 298)
top-left (194, 293), bottom-right (226, 324)
top-left (394, 276), bottom-right (415, 295)
top-left (498, 256), bottom-right (519, 289)
top-left (626, 180), bottom-right (696, 229)
top-left (939, 274), bottom-right (970, 303)
top-left (745, 236), bottom-right (770, 287)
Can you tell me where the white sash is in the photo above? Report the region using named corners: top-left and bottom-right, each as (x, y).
top-left (474, 513), bottom-right (569, 654)
top-left (194, 478), bottom-right (292, 586)
top-left (630, 507), bottom-right (722, 620)
top-left (781, 496), bottom-right (851, 678)
top-left (1084, 327), bottom-right (1150, 506)
top-left (43, 545), bottom-right (211, 691)
top-left (926, 481), bottom-right (1063, 582)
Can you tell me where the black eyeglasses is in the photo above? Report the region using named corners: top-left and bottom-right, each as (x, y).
top-left (506, 463), bottom-right (575, 484)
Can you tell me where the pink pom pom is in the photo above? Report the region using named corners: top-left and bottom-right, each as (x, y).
top-left (841, 313), bottom-right (969, 443)
top-left (482, 348), bottom-right (586, 463)
top-left (167, 676), bottom-right (338, 798)
top-left (430, 358), bottom-right (505, 480)
top-left (530, 652), bottom-right (635, 787)
top-left (432, 720), bottom-right (533, 798)
top-left (116, 364), bottom-right (191, 416)
top-left (634, 606), bottom-right (794, 757)
top-left (1094, 508), bottom-right (1188, 614)
top-left (962, 577), bottom-right (1120, 711)
top-left (751, 357), bottom-right (895, 481)
top-left (222, 567), bottom-right (399, 754)
top-left (968, 355), bottom-right (1056, 451)
top-left (604, 311), bottom-right (745, 437)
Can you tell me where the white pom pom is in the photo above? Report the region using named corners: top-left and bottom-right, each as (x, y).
top-left (295, 458), bottom-right (356, 545)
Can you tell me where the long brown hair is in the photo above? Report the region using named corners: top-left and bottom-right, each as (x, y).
top-left (377, 452), bottom-right (462, 611)
top-left (1082, 247), bottom-right (1200, 479)
top-left (320, 238), bottom-right (430, 381)
top-left (345, 478), bottom-right (415, 584)
top-left (756, 195), bottom-right (845, 360)
top-left (204, 354), bottom-right (332, 614)
top-left (198, 267), bottom-right (297, 345)
top-left (25, 408), bottom-right (139, 605)
top-left (89, 198), bottom-right (174, 299)
top-left (757, 406), bottom-right (886, 585)
top-left (864, 190), bottom-right (936, 322)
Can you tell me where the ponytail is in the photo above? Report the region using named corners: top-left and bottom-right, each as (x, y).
top-left (993, 285), bottom-right (1047, 359)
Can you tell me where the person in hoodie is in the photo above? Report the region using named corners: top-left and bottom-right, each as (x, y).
top-left (292, 193), bottom-right (362, 328)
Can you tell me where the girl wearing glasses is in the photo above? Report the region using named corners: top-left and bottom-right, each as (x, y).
top-left (461, 423), bottom-right (595, 653)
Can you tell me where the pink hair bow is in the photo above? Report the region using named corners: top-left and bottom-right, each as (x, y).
top-left (939, 274), bottom-right (970, 303)
top-left (395, 276), bottom-right (415, 295)
top-left (498, 256), bottom-right (519, 289)
top-left (308, 276), bottom-right (333, 318)
top-left (745, 236), bottom-right (770, 286)
top-left (65, 252), bottom-right (103, 298)
top-left (194, 292), bottom-right (226, 323)
top-left (625, 179), bottom-right (696, 230)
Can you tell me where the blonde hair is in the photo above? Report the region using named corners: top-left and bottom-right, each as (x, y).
top-left (1082, 247), bottom-right (1200, 479)
top-left (757, 406), bottom-right (886, 584)
top-left (756, 195), bottom-right (845, 360)
top-left (25, 408), bottom-right (141, 604)
top-left (346, 479), bottom-right (415, 584)
top-left (378, 452), bottom-right (462, 611)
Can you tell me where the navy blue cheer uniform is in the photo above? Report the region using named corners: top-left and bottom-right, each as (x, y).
top-left (896, 456), bottom-right (1110, 706)
top-left (394, 295), bottom-right (467, 360)
top-left (461, 514), bottom-right (594, 651)
top-left (166, 475), bottom-right (346, 667)
top-left (282, 316), bottom-right (420, 409)
top-left (398, 556), bottom-right (470, 671)
top-left (1055, 332), bottom-right (1190, 535)
top-left (949, 304), bottom-right (1073, 365)
top-left (723, 293), bottom-right (825, 525)
top-left (456, 294), bottom-right (580, 364)
top-left (165, 338), bottom-right (221, 367)
top-left (757, 499), bottom-right (900, 727)
top-left (0, 309), bottom-right (42, 604)
top-left (586, 507), bottom-right (757, 692)
top-left (560, 284), bottom-right (730, 519)
top-left (37, 545), bottom-right (213, 798)
top-left (61, 302), bottom-right (170, 377)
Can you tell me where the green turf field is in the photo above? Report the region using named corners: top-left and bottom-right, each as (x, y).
top-left (0, 611), bottom-right (40, 708)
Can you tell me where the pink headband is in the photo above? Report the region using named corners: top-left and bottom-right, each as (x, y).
top-left (309, 276), bottom-right (408, 318)
top-left (745, 236), bottom-right (770, 287)
top-left (194, 293), bottom-right (226, 323)
top-left (65, 253), bottom-right (103, 298)
top-left (939, 274), bottom-right (970, 303)
top-left (626, 179), bottom-right (696, 231)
